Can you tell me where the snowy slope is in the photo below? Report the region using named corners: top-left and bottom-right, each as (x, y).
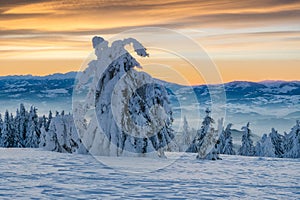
top-left (0, 148), bottom-right (299, 199)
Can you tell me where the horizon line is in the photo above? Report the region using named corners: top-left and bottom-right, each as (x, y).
top-left (0, 71), bottom-right (299, 86)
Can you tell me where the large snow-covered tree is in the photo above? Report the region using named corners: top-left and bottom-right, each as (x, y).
top-left (74, 36), bottom-right (175, 157)
top-left (238, 122), bottom-right (255, 156)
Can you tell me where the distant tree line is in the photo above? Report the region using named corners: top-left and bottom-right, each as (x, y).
top-left (181, 109), bottom-right (300, 159)
top-left (0, 104), bottom-right (299, 159)
top-left (0, 104), bottom-right (43, 148)
top-left (0, 103), bottom-right (84, 153)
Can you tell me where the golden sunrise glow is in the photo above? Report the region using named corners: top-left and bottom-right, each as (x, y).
top-left (0, 0), bottom-right (300, 84)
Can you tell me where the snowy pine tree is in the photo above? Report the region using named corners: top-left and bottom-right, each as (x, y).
top-left (283, 120), bottom-right (300, 158)
top-left (0, 114), bottom-right (3, 144)
top-left (187, 108), bottom-right (222, 160)
top-left (11, 112), bottom-right (21, 147)
top-left (45, 110), bottom-right (53, 131)
top-left (219, 123), bottom-right (235, 155)
top-left (39, 125), bottom-right (47, 148)
top-left (238, 122), bottom-right (255, 156)
top-left (1, 111), bottom-right (15, 147)
top-left (254, 136), bottom-right (263, 157)
top-left (188, 108), bottom-right (214, 153)
top-left (197, 118), bottom-right (223, 160)
top-left (38, 115), bottom-right (47, 129)
top-left (177, 116), bottom-right (192, 152)
top-left (25, 106), bottom-right (40, 148)
top-left (41, 114), bottom-right (86, 153)
top-left (19, 103), bottom-right (28, 147)
top-left (255, 134), bottom-right (275, 157)
top-left (182, 116), bottom-right (191, 145)
top-left (14, 109), bottom-right (21, 144)
top-left (269, 128), bottom-right (284, 157)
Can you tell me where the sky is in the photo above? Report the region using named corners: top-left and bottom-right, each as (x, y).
top-left (0, 0), bottom-right (300, 85)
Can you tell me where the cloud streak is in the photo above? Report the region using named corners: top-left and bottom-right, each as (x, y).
top-left (0, 0), bottom-right (299, 82)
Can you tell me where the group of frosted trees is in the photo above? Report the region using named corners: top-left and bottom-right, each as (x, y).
top-left (254, 123), bottom-right (300, 158)
top-left (1, 104), bottom-right (299, 159)
top-left (0, 104), bottom-right (84, 153)
top-left (181, 111), bottom-right (300, 159)
top-left (235, 120), bottom-right (300, 158)
top-left (0, 104), bottom-right (41, 148)
top-left (186, 109), bottom-right (234, 160)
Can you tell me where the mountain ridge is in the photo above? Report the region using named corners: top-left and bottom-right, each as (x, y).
top-left (0, 71), bottom-right (298, 85)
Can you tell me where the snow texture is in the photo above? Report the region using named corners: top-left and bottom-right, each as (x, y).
top-left (0, 148), bottom-right (299, 199)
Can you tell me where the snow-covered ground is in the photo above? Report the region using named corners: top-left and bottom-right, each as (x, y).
top-left (0, 148), bottom-right (299, 199)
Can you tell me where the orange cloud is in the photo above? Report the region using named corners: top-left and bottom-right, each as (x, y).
top-left (0, 0), bottom-right (299, 84)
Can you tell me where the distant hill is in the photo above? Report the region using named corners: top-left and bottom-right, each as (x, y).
top-left (0, 71), bottom-right (78, 80)
top-left (0, 72), bottom-right (298, 135)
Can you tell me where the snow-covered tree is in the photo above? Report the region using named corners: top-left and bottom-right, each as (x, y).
top-left (25, 106), bottom-right (40, 148)
top-left (219, 123), bottom-right (235, 155)
top-left (269, 128), bottom-right (284, 157)
top-left (13, 109), bottom-right (21, 142)
top-left (1, 111), bottom-right (15, 147)
top-left (283, 120), bottom-right (300, 158)
top-left (0, 114), bottom-right (3, 142)
top-left (187, 108), bottom-right (222, 160)
top-left (125, 82), bottom-right (175, 155)
top-left (74, 36), bottom-right (174, 157)
top-left (197, 118), bottom-right (223, 160)
top-left (19, 103), bottom-right (28, 147)
top-left (255, 134), bottom-right (275, 157)
top-left (188, 108), bottom-right (214, 153)
top-left (177, 116), bottom-right (192, 151)
top-left (11, 111), bottom-right (22, 147)
top-left (238, 122), bottom-right (255, 156)
top-left (254, 135), bottom-right (263, 157)
top-left (41, 114), bottom-right (86, 153)
top-left (38, 115), bottom-right (47, 129)
top-left (45, 110), bottom-right (52, 131)
top-left (39, 125), bottom-right (47, 148)
top-left (182, 116), bottom-right (191, 145)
